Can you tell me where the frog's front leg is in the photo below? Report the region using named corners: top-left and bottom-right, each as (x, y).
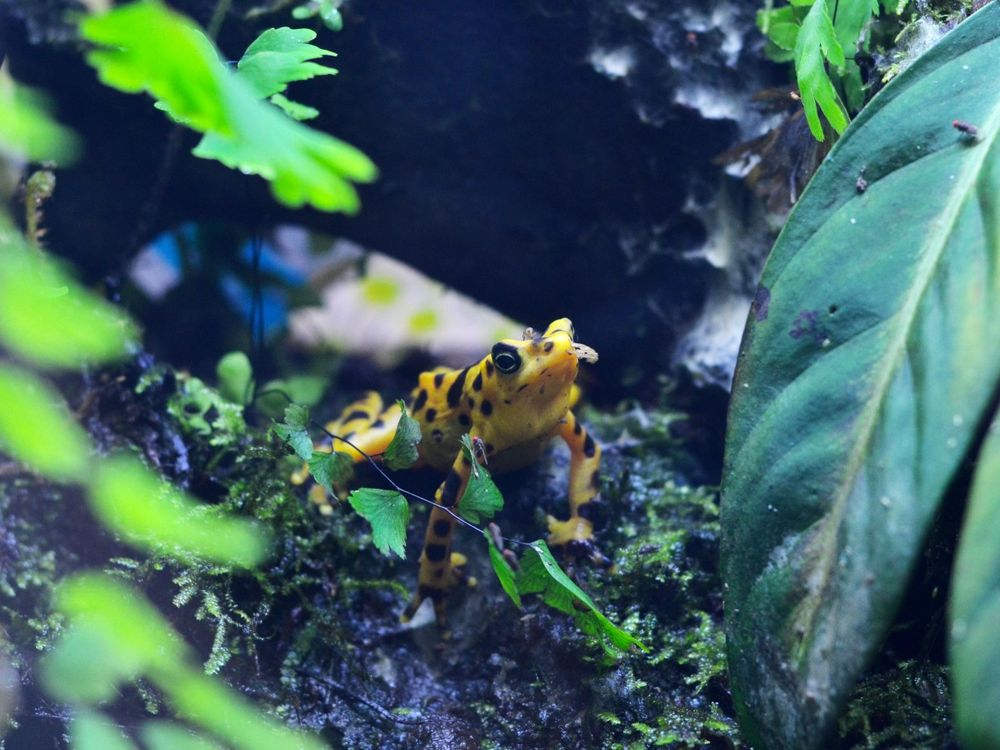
top-left (401, 452), bottom-right (471, 626)
top-left (547, 410), bottom-right (606, 563)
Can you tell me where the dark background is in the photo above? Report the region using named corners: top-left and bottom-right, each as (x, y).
top-left (0, 0), bottom-right (781, 462)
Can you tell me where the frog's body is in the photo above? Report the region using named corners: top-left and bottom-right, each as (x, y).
top-left (321, 318), bottom-right (602, 624)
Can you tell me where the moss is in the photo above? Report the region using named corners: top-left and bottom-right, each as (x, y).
top-left (575, 406), bottom-right (738, 749)
top-left (3, 360), bottom-right (956, 748)
top-left (0, 476), bottom-right (76, 660)
top-left (838, 661), bottom-right (956, 749)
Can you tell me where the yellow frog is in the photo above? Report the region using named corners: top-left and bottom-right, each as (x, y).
top-left (310, 318), bottom-right (602, 624)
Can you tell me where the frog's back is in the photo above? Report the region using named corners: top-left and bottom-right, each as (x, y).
top-left (410, 366), bottom-right (475, 471)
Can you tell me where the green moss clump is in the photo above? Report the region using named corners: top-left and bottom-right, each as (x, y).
top-left (838, 661), bottom-right (955, 749)
top-left (0, 477), bottom-right (74, 659)
top-left (577, 404), bottom-right (738, 749)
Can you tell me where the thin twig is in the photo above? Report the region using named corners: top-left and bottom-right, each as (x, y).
top-left (294, 668), bottom-right (426, 726)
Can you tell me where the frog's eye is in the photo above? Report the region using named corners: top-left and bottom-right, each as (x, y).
top-left (491, 343), bottom-right (522, 374)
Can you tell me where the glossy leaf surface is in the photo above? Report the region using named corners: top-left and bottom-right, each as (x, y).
top-left (721, 5), bottom-right (1000, 747)
top-left (950, 413), bottom-right (1000, 749)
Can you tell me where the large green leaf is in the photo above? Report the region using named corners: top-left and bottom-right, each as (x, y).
top-left (721, 5), bottom-right (1000, 748)
top-left (950, 410), bottom-right (1000, 749)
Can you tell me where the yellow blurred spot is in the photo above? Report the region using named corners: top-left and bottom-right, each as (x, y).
top-left (361, 276), bottom-right (399, 305)
top-left (408, 308), bottom-right (439, 333)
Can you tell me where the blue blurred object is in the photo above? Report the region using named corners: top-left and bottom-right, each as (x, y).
top-left (131, 223), bottom-right (307, 337)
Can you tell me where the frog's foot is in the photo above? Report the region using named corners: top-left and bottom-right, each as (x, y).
top-left (447, 552), bottom-right (475, 588)
top-left (400, 552), bottom-right (474, 626)
top-left (546, 514), bottom-right (611, 569)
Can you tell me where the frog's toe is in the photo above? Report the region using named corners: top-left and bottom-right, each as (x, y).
top-left (447, 552), bottom-right (476, 588)
top-left (546, 515), bottom-right (611, 569)
top-left (546, 514), bottom-right (593, 546)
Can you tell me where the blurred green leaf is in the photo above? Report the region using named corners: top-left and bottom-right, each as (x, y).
top-left (0, 79), bottom-right (80, 164)
top-left (456, 435), bottom-right (502, 524)
top-left (269, 94), bottom-right (319, 121)
top-left (89, 456), bottom-right (270, 567)
top-left (48, 576), bottom-right (328, 750)
top-left (163, 671), bottom-right (327, 750)
top-left (80, 0), bottom-right (376, 214)
top-left (832, 0), bottom-right (879, 53)
top-left (0, 234), bottom-right (137, 368)
top-left (308, 449), bottom-right (352, 494)
top-left (81, 1), bottom-right (227, 132)
top-left (216, 351), bottom-right (253, 405)
top-left (794, 0), bottom-right (848, 140)
top-left (44, 625), bottom-right (141, 704)
top-left (278, 376), bottom-right (328, 404)
top-left (235, 27), bottom-right (337, 100)
top-left (283, 403), bottom-right (309, 430)
top-left (192, 103), bottom-right (375, 213)
top-left (518, 541), bottom-right (645, 654)
top-left (255, 376), bottom-right (327, 417)
top-left (347, 488), bottom-right (409, 558)
top-left (766, 21), bottom-right (800, 50)
top-left (485, 532), bottom-right (521, 608)
top-left (383, 400), bottom-right (421, 470)
top-left (757, 4), bottom-right (796, 32)
top-left (141, 721), bottom-right (225, 750)
top-left (70, 710), bottom-right (138, 750)
top-left (320, 6), bottom-right (343, 31)
top-left (0, 365), bottom-right (90, 481)
top-left (59, 576), bottom-right (188, 660)
top-left (291, 0), bottom-right (344, 31)
top-left (43, 575), bottom-right (189, 705)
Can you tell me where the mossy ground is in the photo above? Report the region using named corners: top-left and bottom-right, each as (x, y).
top-left (0, 361), bottom-right (956, 749)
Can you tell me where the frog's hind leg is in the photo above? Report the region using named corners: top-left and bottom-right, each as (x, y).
top-left (401, 453), bottom-right (471, 626)
top-left (292, 394), bottom-right (405, 512)
top-left (327, 393), bottom-right (404, 463)
top-left (547, 409), bottom-right (608, 566)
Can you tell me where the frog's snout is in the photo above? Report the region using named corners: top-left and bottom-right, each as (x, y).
top-left (571, 342), bottom-right (599, 364)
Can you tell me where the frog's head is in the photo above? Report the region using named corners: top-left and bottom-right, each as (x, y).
top-left (479, 318), bottom-right (597, 438)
